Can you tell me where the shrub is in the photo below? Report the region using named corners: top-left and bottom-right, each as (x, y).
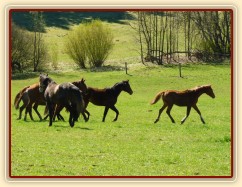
top-left (85, 20), bottom-right (114, 67)
top-left (11, 23), bottom-right (32, 72)
top-left (65, 20), bottom-right (114, 68)
top-left (65, 25), bottom-right (87, 68)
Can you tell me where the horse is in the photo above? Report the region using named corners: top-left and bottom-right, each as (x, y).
top-left (52, 78), bottom-right (90, 121)
top-left (39, 74), bottom-right (87, 127)
top-left (14, 83), bottom-right (47, 121)
top-left (84, 80), bottom-right (133, 122)
top-left (14, 83), bottom-right (64, 121)
top-left (150, 85), bottom-right (215, 124)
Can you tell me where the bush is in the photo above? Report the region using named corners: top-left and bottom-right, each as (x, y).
top-left (65, 20), bottom-right (114, 68)
top-left (85, 20), bottom-right (114, 67)
top-left (11, 23), bottom-right (32, 72)
top-left (65, 25), bottom-right (87, 68)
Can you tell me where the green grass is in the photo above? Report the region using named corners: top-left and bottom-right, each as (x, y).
top-left (10, 64), bottom-right (232, 177)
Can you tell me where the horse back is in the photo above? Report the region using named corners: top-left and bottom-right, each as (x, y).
top-left (163, 90), bottom-right (199, 106)
top-left (50, 83), bottom-right (82, 104)
top-left (27, 83), bottom-right (45, 103)
top-left (87, 87), bottom-right (117, 106)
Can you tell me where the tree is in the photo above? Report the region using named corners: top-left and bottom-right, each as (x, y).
top-left (11, 22), bottom-right (32, 72)
top-left (192, 11), bottom-right (231, 60)
top-left (131, 10), bottom-right (231, 64)
top-left (30, 11), bottom-right (47, 72)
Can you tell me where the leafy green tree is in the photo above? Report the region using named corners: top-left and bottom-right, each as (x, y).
top-left (11, 22), bottom-right (32, 72)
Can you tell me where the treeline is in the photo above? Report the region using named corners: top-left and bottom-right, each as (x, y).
top-left (11, 12), bottom-right (114, 73)
top-left (130, 11), bottom-right (231, 64)
top-left (11, 12), bottom-right (47, 73)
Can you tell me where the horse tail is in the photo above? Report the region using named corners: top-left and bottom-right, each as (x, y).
top-left (72, 90), bottom-right (85, 121)
top-left (44, 105), bottom-right (49, 116)
top-left (150, 91), bottom-right (164, 105)
top-left (14, 86), bottom-right (30, 109)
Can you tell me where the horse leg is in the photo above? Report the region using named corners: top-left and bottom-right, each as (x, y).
top-left (154, 104), bottom-right (167, 123)
top-left (69, 112), bottom-right (75, 127)
top-left (85, 109), bottom-right (90, 121)
top-left (24, 105), bottom-right (33, 121)
top-left (110, 106), bottom-right (119, 122)
top-left (43, 114), bottom-right (49, 120)
top-left (181, 106), bottom-right (191, 124)
top-left (102, 106), bottom-right (109, 122)
top-left (28, 105), bottom-right (35, 121)
top-left (166, 105), bottom-right (175, 123)
top-left (47, 102), bottom-right (54, 127)
top-left (192, 105), bottom-right (205, 124)
top-left (17, 104), bottom-right (25, 120)
top-left (81, 111), bottom-right (88, 122)
top-left (54, 105), bottom-right (65, 121)
top-left (33, 103), bottom-right (42, 121)
top-left (57, 113), bottom-right (65, 121)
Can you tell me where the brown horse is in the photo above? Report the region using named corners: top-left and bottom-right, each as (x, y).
top-left (14, 83), bottom-right (46, 121)
top-left (39, 74), bottom-right (87, 127)
top-left (150, 85), bottom-right (215, 124)
top-left (85, 80), bottom-right (133, 122)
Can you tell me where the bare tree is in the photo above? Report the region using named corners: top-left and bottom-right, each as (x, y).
top-left (30, 11), bottom-right (47, 72)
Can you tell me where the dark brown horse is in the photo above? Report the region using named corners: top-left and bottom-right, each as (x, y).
top-left (39, 74), bottom-right (87, 127)
top-left (52, 78), bottom-right (90, 121)
top-left (85, 80), bottom-right (133, 122)
top-left (150, 85), bottom-right (215, 124)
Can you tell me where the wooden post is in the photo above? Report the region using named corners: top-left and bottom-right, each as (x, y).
top-left (125, 62), bottom-right (128, 74)
top-left (179, 63), bottom-right (182, 78)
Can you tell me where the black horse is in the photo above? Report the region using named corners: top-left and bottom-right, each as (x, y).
top-left (85, 80), bottom-right (133, 122)
top-left (39, 74), bottom-right (87, 127)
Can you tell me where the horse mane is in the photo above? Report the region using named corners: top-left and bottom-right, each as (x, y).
top-left (183, 85), bottom-right (211, 94)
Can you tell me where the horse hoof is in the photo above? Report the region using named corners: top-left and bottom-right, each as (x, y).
top-left (154, 119), bottom-right (159, 123)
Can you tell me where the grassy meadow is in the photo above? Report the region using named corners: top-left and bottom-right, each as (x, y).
top-left (11, 64), bottom-right (232, 177)
top-left (10, 11), bottom-right (232, 177)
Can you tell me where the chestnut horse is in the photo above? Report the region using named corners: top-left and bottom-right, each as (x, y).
top-left (14, 83), bottom-right (64, 121)
top-left (85, 80), bottom-right (133, 122)
top-left (14, 83), bottom-right (47, 121)
top-left (150, 85), bottom-right (215, 124)
top-left (39, 74), bottom-right (87, 127)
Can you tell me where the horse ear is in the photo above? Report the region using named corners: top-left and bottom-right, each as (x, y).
top-left (46, 73), bottom-right (48, 76)
top-left (82, 78), bottom-right (85, 82)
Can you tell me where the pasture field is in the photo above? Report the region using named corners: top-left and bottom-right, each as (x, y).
top-left (10, 63), bottom-right (232, 177)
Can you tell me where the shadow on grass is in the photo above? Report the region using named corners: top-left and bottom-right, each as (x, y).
top-left (89, 65), bottom-right (125, 72)
top-left (11, 11), bottom-right (135, 31)
top-left (54, 125), bottom-right (94, 130)
top-left (11, 72), bottom-right (39, 80)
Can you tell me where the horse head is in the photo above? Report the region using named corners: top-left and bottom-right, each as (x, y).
top-left (204, 85), bottom-right (215, 98)
top-left (39, 73), bottom-right (53, 93)
top-left (121, 80), bottom-right (133, 95)
top-left (73, 78), bottom-right (88, 93)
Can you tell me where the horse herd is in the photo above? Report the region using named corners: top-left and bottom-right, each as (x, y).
top-left (14, 73), bottom-right (215, 127)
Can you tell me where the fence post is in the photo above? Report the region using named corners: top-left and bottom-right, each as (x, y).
top-left (179, 63), bottom-right (182, 78)
top-left (125, 62), bottom-right (128, 74)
